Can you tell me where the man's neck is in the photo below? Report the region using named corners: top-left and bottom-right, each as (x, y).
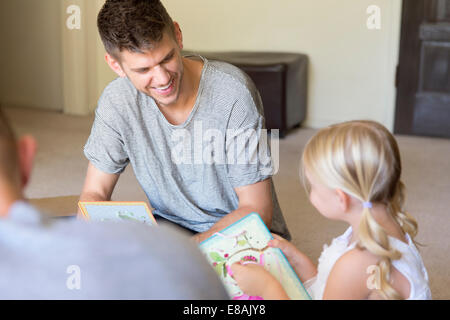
top-left (157, 57), bottom-right (204, 125)
top-left (179, 56), bottom-right (204, 104)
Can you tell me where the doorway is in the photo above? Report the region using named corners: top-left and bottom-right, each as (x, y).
top-left (395, 0), bottom-right (450, 138)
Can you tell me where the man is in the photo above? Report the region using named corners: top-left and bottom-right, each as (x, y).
top-left (80, 0), bottom-right (290, 242)
top-left (0, 108), bottom-right (228, 299)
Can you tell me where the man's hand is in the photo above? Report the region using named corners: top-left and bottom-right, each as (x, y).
top-left (191, 179), bottom-right (273, 243)
top-left (192, 232), bottom-right (207, 243)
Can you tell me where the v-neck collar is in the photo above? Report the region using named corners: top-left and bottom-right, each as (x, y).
top-left (148, 55), bottom-right (208, 129)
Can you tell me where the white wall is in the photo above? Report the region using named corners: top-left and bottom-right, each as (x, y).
top-left (0, 0), bottom-right (63, 111)
top-left (163, 0), bottom-right (402, 130)
top-left (94, 1), bottom-right (118, 105)
top-left (61, 0), bottom-right (105, 115)
top-left (0, 0), bottom-right (116, 114)
top-left (61, 0), bottom-right (117, 115)
top-left (0, 0), bottom-right (402, 130)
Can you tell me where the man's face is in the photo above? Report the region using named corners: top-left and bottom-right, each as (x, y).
top-left (113, 29), bottom-right (184, 108)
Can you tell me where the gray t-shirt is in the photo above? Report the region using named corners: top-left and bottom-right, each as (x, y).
top-left (84, 56), bottom-right (290, 239)
top-left (0, 201), bottom-right (229, 299)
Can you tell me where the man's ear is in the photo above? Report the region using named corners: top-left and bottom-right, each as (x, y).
top-left (105, 53), bottom-right (126, 78)
top-left (17, 135), bottom-right (37, 189)
top-left (335, 188), bottom-right (350, 213)
top-left (173, 21), bottom-right (183, 50)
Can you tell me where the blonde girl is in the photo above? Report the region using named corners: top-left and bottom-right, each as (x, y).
top-left (231, 120), bottom-right (431, 300)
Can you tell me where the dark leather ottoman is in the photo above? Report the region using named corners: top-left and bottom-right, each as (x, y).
top-left (188, 51), bottom-right (308, 137)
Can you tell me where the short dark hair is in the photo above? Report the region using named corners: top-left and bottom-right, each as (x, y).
top-left (97, 0), bottom-right (175, 59)
top-left (0, 108), bottom-right (19, 182)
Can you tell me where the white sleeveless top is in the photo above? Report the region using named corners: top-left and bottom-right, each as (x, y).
top-left (305, 227), bottom-right (432, 300)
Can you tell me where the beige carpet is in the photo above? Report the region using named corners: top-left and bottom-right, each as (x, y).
top-left (4, 106), bottom-right (450, 299)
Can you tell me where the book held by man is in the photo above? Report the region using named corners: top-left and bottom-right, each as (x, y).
top-left (78, 201), bottom-right (157, 226)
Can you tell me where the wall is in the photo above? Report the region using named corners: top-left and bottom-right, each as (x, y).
top-left (0, 0), bottom-right (116, 115)
top-left (0, 0), bottom-right (403, 130)
top-left (94, 2), bottom-right (117, 104)
top-left (163, 0), bottom-right (403, 130)
top-left (0, 0), bottom-right (63, 111)
top-left (62, 0), bottom-right (120, 115)
top-left (61, 0), bottom-right (116, 115)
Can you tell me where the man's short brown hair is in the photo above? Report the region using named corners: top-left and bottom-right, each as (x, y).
top-left (97, 0), bottom-right (175, 59)
top-left (0, 108), bottom-right (19, 183)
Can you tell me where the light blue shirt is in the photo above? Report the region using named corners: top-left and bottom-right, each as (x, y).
top-left (0, 201), bottom-right (229, 299)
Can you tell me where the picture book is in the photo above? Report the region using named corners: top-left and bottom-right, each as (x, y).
top-left (78, 201), bottom-right (157, 226)
top-left (199, 213), bottom-right (311, 300)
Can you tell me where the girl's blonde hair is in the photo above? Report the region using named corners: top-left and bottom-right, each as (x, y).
top-left (301, 120), bottom-right (418, 300)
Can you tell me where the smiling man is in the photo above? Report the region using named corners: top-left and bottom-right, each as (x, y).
top-left (79, 0), bottom-right (291, 242)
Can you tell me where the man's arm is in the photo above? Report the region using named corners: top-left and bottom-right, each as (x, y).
top-left (77, 162), bottom-right (120, 218)
top-left (192, 178), bottom-right (273, 243)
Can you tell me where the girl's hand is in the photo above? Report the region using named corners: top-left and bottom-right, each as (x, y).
top-left (230, 262), bottom-right (289, 300)
top-left (268, 234), bottom-right (318, 282)
top-left (268, 234), bottom-right (304, 266)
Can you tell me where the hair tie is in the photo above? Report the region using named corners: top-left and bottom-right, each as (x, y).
top-left (363, 201), bottom-right (373, 209)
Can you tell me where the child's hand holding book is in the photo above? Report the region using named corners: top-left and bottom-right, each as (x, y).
top-left (230, 262), bottom-right (289, 300)
top-left (268, 234), bottom-right (318, 283)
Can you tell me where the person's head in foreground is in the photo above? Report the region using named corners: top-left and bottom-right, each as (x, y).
top-left (231, 120), bottom-right (431, 300)
top-left (0, 109), bottom-right (36, 215)
top-left (98, 0), bottom-right (188, 108)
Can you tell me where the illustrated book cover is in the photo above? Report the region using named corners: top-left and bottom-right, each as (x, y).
top-left (199, 213), bottom-right (311, 300)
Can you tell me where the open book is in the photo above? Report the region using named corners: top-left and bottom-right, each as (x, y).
top-left (78, 201), bottom-right (157, 226)
top-left (199, 213), bottom-right (311, 300)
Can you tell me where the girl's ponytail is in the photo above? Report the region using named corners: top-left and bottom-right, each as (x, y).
top-left (358, 205), bottom-right (402, 300)
top-left (389, 181), bottom-right (418, 240)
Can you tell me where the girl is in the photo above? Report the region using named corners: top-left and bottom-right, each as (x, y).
top-left (231, 120), bottom-right (431, 300)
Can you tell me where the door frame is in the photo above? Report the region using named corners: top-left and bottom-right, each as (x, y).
top-left (394, 0), bottom-right (449, 136)
top-left (394, 0), bottom-right (427, 135)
